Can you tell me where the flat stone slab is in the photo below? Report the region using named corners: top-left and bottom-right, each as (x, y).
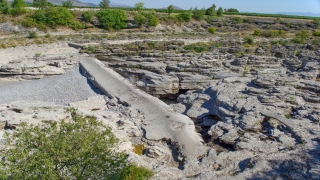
top-left (79, 58), bottom-right (205, 160)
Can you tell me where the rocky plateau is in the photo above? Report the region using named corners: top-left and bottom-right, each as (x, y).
top-left (0, 16), bottom-right (319, 179)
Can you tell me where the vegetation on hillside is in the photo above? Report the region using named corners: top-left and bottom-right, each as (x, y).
top-left (0, 108), bottom-right (154, 179)
top-left (96, 9), bottom-right (127, 30)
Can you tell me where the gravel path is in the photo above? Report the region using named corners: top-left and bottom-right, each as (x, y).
top-left (0, 67), bottom-right (99, 105)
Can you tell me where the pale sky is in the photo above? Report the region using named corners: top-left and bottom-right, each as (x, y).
top-left (81, 0), bottom-right (320, 13)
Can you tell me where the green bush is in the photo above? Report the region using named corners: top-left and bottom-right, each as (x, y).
top-left (134, 14), bottom-right (146, 26)
top-left (184, 42), bottom-right (208, 53)
top-left (178, 12), bottom-right (191, 22)
top-left (10, 0), bottom-right (27, 15)
top-left (295, 30), bottom-right (311, 42)
top-left (243, 35), bottom-right (254, 44)
top-left (25, 8), bottom-right (84, 31)
top-left (0, 109), bottom-right (153, 179)
top-left (312, 38), bottom-right (320, 45)
top-left (32, 10), bottom-right (46, 22)
top-left (206, 16), bottom-right (214, 23)
top-left (82, 11), bottom-right (93, 23)
top-left (292, 37), bottom-right (303, 44)
top-left (120, 164), bottom-right (154, 180)
top-left (253, 29), bottom-right (261, 36)
top-left (313, 20), bottom-right (320, 28)
top-left (96, 9), bottom-right (127, 30)
top-left (313, 30), bottom-right (320, 37)
top-left (45, 7), bottom-right (74, 27)
top-left (148, 15), bottom-right (158, 26)
top-left (21, 17), bottom-right (38, 27)
top-left (230, 16), bottom-right (242, 24)
top-left (0, 0), bottom-right (10, 14)
top-left (260, 29), bottom-right (286, 38)
top-left (69, 20), bottom-right (85, 30)
top-left (208, 26), bottom-right (216, 34)
top-left (192, 7), bottom-right (206, 20)
top-left (27, 31), bottom-right (38, 38)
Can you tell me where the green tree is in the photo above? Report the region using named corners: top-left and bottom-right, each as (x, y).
top-left (227, 8), bottom-right (239, 13)
top-left (11, 0), bottom-right (27, 15)
top-left (192, 7), bottom-right (206, 20)
top-left (99, 0), bottom-right (110, 9)
top-left (217, 7), bottom-right (223, 17)
top-left (62, 0), bottom-right (73, 8)
top-left (206, 3), bottom-right (216, 16)
top-left (0, 0), bottom-right (9, 14)
top-left (33, 0), bottom-right (47, 9)
top-left (0, 109), bottom-right (129, 179)
top-left (96, 9), bottom-right (127, 30)
top-left (135, 2), bottom-right (144, 14)
top-left (167, 5), bottom-right (174, 15)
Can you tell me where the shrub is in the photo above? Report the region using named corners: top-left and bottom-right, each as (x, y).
top-left (120, 164), bottom-right (154, 180)
top-left (230, 16), bottom-right (242, 24)
top-left (69, 20), bottom-right (85, 30)
top-left (295, 30), bottom-right (311, 43)
top-left (206, 16), bottom-right (214, 23)
top-left (0, 109), bottom-right (152, 179)
top-left (208, 26), bottom-right (216, 34)
top-left (292, 37), bottom-right (303, 44)
top-left (313, 30), bottom-right (320, 37)
top-left (312, 38), bottom-right (320, 45)
top-left (260, 30), bottom-right (286, 38)
top-left (96, 9), bottom-right (127, 30)
top-left (45, 7), bottom-right (74, 27)
top-left (178, 12), bottom-right (191, 22)
top-left (0, 0), bottom-right (10, 14)
top-left (134, 14), bottom-right (146, 26)
top-left (20, 18), bottom-right (38, 27)
top-left (27, 31), bottom-right (38, 38)
top-left (148, 16), bottom-right (158, 26)
top-left (243, 35), bottom-right (254, 44)
top-left (140, 12), bottom-right (158, 26)
top-left (192, 7), bottom-right (206, 20)
top-left (82, 11), bottom-right (93, 23)
top-left (32, 10), bottom-right (46, 22)
top-left (10, 0), bottom-right (27, 15)
top-left (313, 20), bottom-right (320, 28)
top-left (184, 43), bottom-right (208, 53)
top-left (253, 29), bottom-right (261, 36)
top-left (133, 144), bottom-right (146, 155)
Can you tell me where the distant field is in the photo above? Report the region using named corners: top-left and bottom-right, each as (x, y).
top-left (223, 12), bottom-right (320, 20)
top-left (25, 4), bottom-right (320, 21)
